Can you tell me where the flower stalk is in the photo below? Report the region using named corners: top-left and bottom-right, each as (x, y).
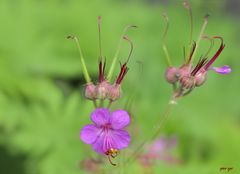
top-left (190, 14), bottom-right (209, 63)
top-left (107, 25), bottom-right (137, 81)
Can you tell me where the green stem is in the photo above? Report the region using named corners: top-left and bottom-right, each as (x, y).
top-left (93, 100), bottom-right (98, 108)
top-left (191, 15), bottom-right (209, 63)
top-left (163, 44), bottom-right (172, 66)
top-left (107, 100), bottom-right (113, 109)
top-left (99, 99), bottom-right (104, 108)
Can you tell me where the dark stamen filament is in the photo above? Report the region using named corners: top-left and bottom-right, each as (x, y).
top-left (186, 41), bottom-right (196, 65)
top-left (99, 60), bottom-right (106, 82)
top-left (116, 63), bottom-right (129, 85)
top-left (191, 58), bottom-right (208, 76)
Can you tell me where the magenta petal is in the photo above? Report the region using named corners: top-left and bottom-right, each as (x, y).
top-left (211, 65), bottom-right (231, 74)
top-left (92, 133), bottom-right (105, 154)
top-left (92, 132), bottom-right (117, 154)
top-left (80, 124), bottom-right (101, 144)
top-left (111, 130), bottom-right (131, 150)
top-left (103, 134), bottom-right (118, 153)
top-left (110, 110), bottom-right (130, 129)
top-left (92, 131), bottom-right (118, 154)
top-left (92, 130), bottom-right (130, 154)
top-left (90, 108), bottom-right (110, 126)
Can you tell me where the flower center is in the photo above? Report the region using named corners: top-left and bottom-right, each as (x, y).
top-left (102, 123), bottom-right (111, 131)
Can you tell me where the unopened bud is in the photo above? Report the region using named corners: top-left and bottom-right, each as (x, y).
top-left (165, 67), bottom-right (179, 84)
top-left (108, 84), bottom-right (121, 101)
top-left (195, 69), bottom-right (207, 86)
top-left (85, 83), bottom-right (97, 100)
top-left (96, 81), bottom-right (110, 100)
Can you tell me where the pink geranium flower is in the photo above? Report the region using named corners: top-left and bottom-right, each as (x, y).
top-left (80, 108), bottom-right (130, 165)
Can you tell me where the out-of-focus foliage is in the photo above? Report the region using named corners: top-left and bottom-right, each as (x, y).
top-left (0, 0), bottom-right (239, 174)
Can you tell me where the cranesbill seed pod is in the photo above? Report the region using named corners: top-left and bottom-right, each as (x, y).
top-left (85, 83), bottom-right (97, 100)
top-left (165, 67), bottom-right (179, 84)
top-left (195, 68), bottom-right (207, 87)
top-left (96, 80), bottom-right (110, 100)
top-left (108, 84), bottom-right (121, 101)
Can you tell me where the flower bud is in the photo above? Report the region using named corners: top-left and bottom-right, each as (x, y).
top-left (165, 67), bottom-right (179, 84)
top-left (85, 83), bottom-right (97, 100)
top-left (108, 84), bottom-right (121, 101)
top-left (96, 81), bottom-right (110, 100)
top-left (195, 69), bottom-right (207, 87)
top-left (178, 65), bottom-right (191, 78)
top-left (180, 75), bottom-right (195, 89)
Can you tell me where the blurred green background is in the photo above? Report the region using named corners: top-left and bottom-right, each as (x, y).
top-left (0, 0), bottom-right (239, 174)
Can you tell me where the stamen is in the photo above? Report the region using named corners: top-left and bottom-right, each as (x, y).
top-left (98, 16), bottom-right (103, 61)
top-left (183, 0), bottom-right (193, 44)
top-left (98, 60), bottom-right (106, 82)
top-left (114, 35), bottom-right (134, 85)
top-left (162, 13), bottom-right (172, 67)
top-left (67, 35), bottom-right (91, 83)
top-left (105, 148), bottom-right (118, 166)
top-left (116, 63), bottom-right (129, 85)
top-left (107, 155), bottom-right (117, 166)
top-left (204, 36), bottom-right (225, 70)
top-left (107, 25), bottom-right (137, 81)
top-left (191, 57), bottom-right (208, 76)
top-left (186, 41), bottom-right (196, 65)
top-left (123, 35), bottom-right (133, 64)
top-left (202, 35), bottom-right (215, 57)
